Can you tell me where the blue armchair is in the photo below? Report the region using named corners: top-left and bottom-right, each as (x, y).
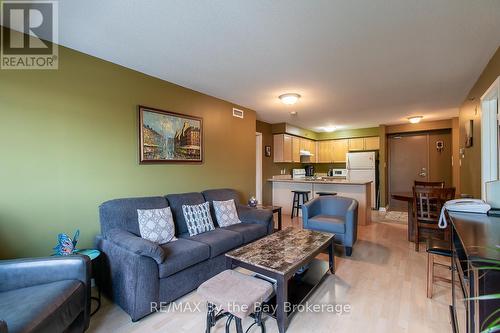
top-left (0, 256), bottom-right (91, 333)
top-left (302, 196), bottom-right (358, 256)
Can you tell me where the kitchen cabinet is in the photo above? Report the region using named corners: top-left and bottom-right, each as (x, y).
top-left (348, 136), bottom-right (380, 151)
top-left (292, 136), bottom-right (301, 162)
top-left (364, 136), bottom-right (380, 150)
top-left (317, 140), bottom-right (334, 163)
top-left (348, 138), bottom-right (365, 151)
top-left (273, 134), bottom-right (292, 162)
top-left (299, 138), bottom-right (316, 162)
top-left (332, 139), bottom-right (348, 162)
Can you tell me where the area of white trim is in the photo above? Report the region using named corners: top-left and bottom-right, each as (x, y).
top-left (256, 132), bottom-right (263, 204)
top-left (480, 76), bottom-right (499, 199)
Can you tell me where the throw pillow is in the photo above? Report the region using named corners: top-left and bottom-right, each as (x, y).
top-left (137, 207), bottom-right (177, 244)
top-left (213, 199), bottom-right (241, 227)
top-left (182, 202), bottom-right (215, 236)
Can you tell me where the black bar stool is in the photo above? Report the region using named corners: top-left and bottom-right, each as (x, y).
top-left (291, 190), bottom-right (310, 218)
top-left (316, 192), bottom-right (337, 196)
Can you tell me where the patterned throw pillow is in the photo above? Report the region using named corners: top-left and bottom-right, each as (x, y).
top-left (182, 202), bottom-right (215, 236)
top-left (137, 207), bottom-right (177, 244)
top-left (213, 199), bottom-right (241, 227)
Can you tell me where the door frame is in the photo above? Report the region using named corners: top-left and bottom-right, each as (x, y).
top-left (480, 76), bottom-right (500, 198)
top-left (256, 132), bottom-right (263, 204)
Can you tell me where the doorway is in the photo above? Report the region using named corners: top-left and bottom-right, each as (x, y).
top-left (256, 132), bottom-right (263, 204)
top-left (388, 130), bottom-right (452, 210)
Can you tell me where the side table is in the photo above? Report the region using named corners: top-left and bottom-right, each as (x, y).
top-left (254, 205), bottom-right (282, 231)
top-left (75, 249), bottom-right (101, 316)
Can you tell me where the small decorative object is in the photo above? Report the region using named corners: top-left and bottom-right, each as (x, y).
top-left (265, 145), bottom-right (271, 157)
top-left (53, 229), bottom-right (80, 256)
top-left (465, 119), bottom-right (473, 148)
top-left (248, 196), bottom-right (258, 207)
top-left (139, 105), bottom-right (203, 163)
top-left (436, 140), bottom-right (444, 152)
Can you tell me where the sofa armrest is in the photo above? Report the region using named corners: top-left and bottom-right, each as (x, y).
top-left (105, 229), bottom-right (166, 264)
top-left (344, 200), bottom-right (359, 245)
top-left (237, 205), bottom-right (273, 233)
top-left (0, 255), bottom-right (90, 293)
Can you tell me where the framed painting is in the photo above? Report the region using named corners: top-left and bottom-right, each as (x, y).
top-left (465, 119), bottom-right (473, 148)
top-left (138, 105), bottom-right (203, 163)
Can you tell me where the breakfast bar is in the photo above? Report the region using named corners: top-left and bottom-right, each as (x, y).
top-left (268, 178), bottom-right (373, 225)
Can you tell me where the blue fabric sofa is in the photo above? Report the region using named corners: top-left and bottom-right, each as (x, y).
top-left (302, 196), bottom-right (358, 256)
top-left (0, 256), bottom-right (91, 333)
top-left (96, 188), bottom-right (273, 321)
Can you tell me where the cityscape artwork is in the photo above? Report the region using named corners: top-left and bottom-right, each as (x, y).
top-left (139, 106), bottom-right (203, 163)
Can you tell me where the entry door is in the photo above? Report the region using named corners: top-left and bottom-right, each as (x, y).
top-left (389, 134), bottom-right (429, 210)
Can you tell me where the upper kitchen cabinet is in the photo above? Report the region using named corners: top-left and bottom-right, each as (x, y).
top-left (299, 138), bottom-right (316, 160)
top-left (332, 139), bottom-right (348, 162)
top-left (317, 140), bottom-right (334, 163)
top-left (364, 136), bottom-right (380, 150)
top-left (348, 136), bottom-right (380, 151)
top-left (348, 138), bottom-right (365, 151)
top-left (292, 136), bottom-right (301, 162)
top-left (273, 134), bottom-right (292, 162)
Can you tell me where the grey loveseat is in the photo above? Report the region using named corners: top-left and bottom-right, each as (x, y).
top-left (96, 188), bottom-right (273, 321)
top-left (302, 196), bottom-right (358, 256)
top-left (0, 256), bottom-right (91, 333)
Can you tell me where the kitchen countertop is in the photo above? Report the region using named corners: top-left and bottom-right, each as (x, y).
top-left (267, 178), bottom-right (373, 185)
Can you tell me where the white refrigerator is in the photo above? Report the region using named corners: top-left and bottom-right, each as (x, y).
top-left (347, 151), bottom-right (378, 209)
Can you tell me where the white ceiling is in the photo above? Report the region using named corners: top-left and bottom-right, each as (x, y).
top-left (24, 1), bottom-right (500, 130)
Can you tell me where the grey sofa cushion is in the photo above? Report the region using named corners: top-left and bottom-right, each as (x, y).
top-left (166, 192), bottom-right (206, 235)
top-left (308, 215), bottom-right (346, 233)
top-left (0, 280), bottom-right (84, 333)
top-left (100, 196), bottom-right (169, 236)
top-left (222, 223), bottom-right (268, 244)
top-left (180, 229), bottom-right (243, 258)
top-left (159, 239), bottom-right (210, 278)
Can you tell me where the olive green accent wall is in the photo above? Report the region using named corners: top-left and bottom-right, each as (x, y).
top-left (316, 127), bottom-right (379, 140)
top-left (458, 46), bottom-right (500, 198)
top-left (271, 123), bottom-right (318, 140)
top-left (0, 35), bottom-right (257, 259)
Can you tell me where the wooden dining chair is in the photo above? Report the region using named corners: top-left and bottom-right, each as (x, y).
top-left (412, 186), bottom-right (455, 252)
top-left (414, 180), bottom-right (445, 188)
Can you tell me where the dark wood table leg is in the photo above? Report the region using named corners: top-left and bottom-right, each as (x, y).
top-left (328, 241), bottom-right (335, 274)
top-left (407, 201), bottom-right (414, 242)
top-left (277, 208), bottom-right (282, 231)
top-left (225, 256), bottom-right (233, 269)
top-left (276, 276), bottom-right (288, 333)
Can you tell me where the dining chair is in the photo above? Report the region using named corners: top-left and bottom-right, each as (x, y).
top-left (414, 180), bottom-right (445, 188)
top-left (412, 186), bottom-right (455, 252)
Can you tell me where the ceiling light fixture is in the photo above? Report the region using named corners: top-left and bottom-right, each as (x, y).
top-left (408, 116), bottom-right (423, 124)
top-left (321, 126), bottom-right (337, 132)
top-left (279, 93), bottom-right (301, 105)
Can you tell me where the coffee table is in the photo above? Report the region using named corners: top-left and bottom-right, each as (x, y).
top-left (226, 228), bottom-right (335, 333)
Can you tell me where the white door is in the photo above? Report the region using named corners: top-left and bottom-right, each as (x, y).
top-left (256, 133), bottom-right (263, 204)
top-left (347, 152), bottom-right (375, 169)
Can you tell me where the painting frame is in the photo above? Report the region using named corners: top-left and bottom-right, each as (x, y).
top-left (138, 105), bottom-right (203, 164)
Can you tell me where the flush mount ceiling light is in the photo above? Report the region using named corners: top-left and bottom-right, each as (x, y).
top-left (279, 93), bottom-right (301, 105)
top-left (318, 125), bottom-right (337, 132)
top-left (408, 116), bottom-right (423, 124)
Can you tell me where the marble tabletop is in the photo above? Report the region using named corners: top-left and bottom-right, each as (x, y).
top-left (226, 228), bottom-right (334, 275)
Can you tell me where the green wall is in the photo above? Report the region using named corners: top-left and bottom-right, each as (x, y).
top-left (0, 37), bottom-right (257, 258)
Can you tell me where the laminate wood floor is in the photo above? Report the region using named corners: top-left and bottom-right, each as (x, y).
top-left (88, 212), bottom-right (452, 333)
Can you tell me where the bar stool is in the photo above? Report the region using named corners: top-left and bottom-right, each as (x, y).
top-left (426, 238), bottom-right (452, 298)
top-left (316, 192), bottom-right (337, 197)
top-left (291, 190), bottom-right (310, 218)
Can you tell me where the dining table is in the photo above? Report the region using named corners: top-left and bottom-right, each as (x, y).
top-left (390, 192), bottom-right (415, 241)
